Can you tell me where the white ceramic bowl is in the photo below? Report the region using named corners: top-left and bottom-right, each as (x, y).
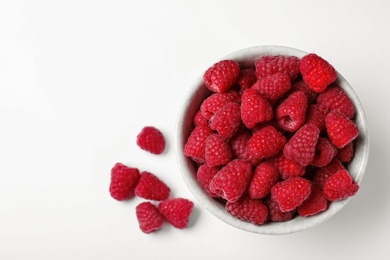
top-left (175, 45), bottom-right (369, 234)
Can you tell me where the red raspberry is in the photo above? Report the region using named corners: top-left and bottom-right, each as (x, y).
top-left (310, 137), bottom-right (338, 167)
top-left (337, 142), bottom-right (354, 163)
top-left (283, 124), bottom-right (320, 166)
top-left (323, 169), bottom-right (359, 201)
top-left (255, 55), bottom-right (300, 80)
top-left (136, 202), bottom-right (164, 234)
top-left (291, 80), bottom-right (318, 103)
top-left (229, 129), bottom-right (262, 166)
top-left (305, 104), bottom-right (328, 132)
top-left (297, 185), bottom-right (328, 217)
top-left (276, 91), bottom-right (308, 132)
top-left (241, 89), bottom-right (273, 129)
top-left (317, 85), bottom-right (355, 118)
top-left (136, 126), bottom-right (166, 155)
top-left (299, 53), bottom-right (337, 93)
top-left (184, 125), bottom-right (214, 163)
top-left (196, 164), bottom-right (220, 197)
top-left (312, 158), bottom-right (345, 190)
top-left (209, 159), bottom-right (252, 203)
top-left (204, 60), bottom-right (240, 93)
top-left (135, 172), bottom-right (170, 201)
top-left (205, 134), bottom-right (233, 167)
top-left (268, 153), bottom-right (306, 180)
top-left (225, 196), bottom-right (268, 225)
top-left (251, 73), bottom-right (291, 102)
top-left (271, 177), bottom-right (312, 212)
top-left (193, 110), bottom-right (208, 126)
top-left (247, 162), bottom-right (279, 199)
top-left (209, 102), bottom-right (241, 140)
top-left (264, 196), bottom-right (295, 222)
top-left (325, 110), bottom-right (359, 149)
top-left (200, 91), bottom-right (240, 120)
top-left (109, 163), bottom-right (140, 201)
top-left (247, 125), bottom-right (287, 160)
top-left (236, 68), bottom-right (257, 93)
top-left (158, 198), bottom-right (194, 229)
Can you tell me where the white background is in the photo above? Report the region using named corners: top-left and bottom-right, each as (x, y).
top-left (1, 1), bottom-right (389, 259)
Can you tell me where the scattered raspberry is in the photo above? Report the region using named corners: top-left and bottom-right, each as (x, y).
top-left (337, 142), bottom-right (354, 162)
top-left (200, 90), bottom-right (240, 120)
top-left (184, 125), bottom-right (214, 163)
top-left (312, 158), bottom-right (345, 190)
top-left (136, 126), bottom-right (166, 155)
top-left (109, 163), bottom-right (140, 201)
top-left (247, 162), bottom-right (280, 199)
top-left (264, 196), bottom-right (295, 222)
top-left (241, 89), bottom-right (273, 129)
top-left (225, 196), bottom-right (268, 225)
top-left (247, 125), bottom-right (286, 160)
top-left (251, 73), bottom-right (291, 101)
top-left (229, 129), bottom-right (263, 166)
top-left (283, 124), bottom-right (320, 166)
top-left (135, 172), bottom-right (170, 201)
top-left (276, 91), bottom-right (308, 132)
top-left (297, 185), bottom-right (328, 217)
top-left (158, 198), bottom-right (194, 229)
top-left (255, 55), bottom-right (300, 80)
top-left (209, 102), bottom-right (241, 139)
top-left (300, 53), bottom-right (337, 93)
top-left (236, 68), bottom-right (257, 93)
top-left (325, 110), bottom-right (359, 149)
top-left (323, 169), bottom-right (359, 201)
top-left (305, 104), bottom-right (328, 132)
top-left (196, 164), bottom-right (220, 197)
top-left (291, 80), bottom-right (318, 103)
top-left (269, 153), bottom-right (306, 180)
top-left (209, 159), bottom-right (252, 203)
top-left (271, 177), bottom-right (312, 212)
top-left (205, 134), bottom-right (233, 167)
top-left (193, 110), bottom-right (208, 126)
top-left (317, 85), bottom-right (355, 118)
top-left (204, 60), bottom-right (240, 93)
top-left (310, 137), bottom-right (338, 167)
top-left (136, 202), bottom-right (164, 233)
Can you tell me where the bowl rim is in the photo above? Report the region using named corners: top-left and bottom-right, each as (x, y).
top-left (175, 45), bottom-right (370, 234)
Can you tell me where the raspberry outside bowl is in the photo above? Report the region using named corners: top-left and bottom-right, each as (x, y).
top-left (175, 46), bottom-right (369, 234)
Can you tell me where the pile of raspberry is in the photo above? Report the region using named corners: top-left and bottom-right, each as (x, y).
top-left (109, 127), bottom-right (194, 233)
top-left (184, 54), bottom-right (360, 225)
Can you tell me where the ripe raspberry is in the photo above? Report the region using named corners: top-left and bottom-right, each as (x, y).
top-left (247, 125), bottom-right (287, 160)
top-left (229, 129), bottom-right (262, 166)
top-left (264, 196), bottom-right (295, 222)
top-left (236, 68), bottom-right (257, 93)
top-left (251, 73), bottom-right (291, 102)
top-left (109, 163), bottom-right (140, 201)
top-left (310, 137), bottom-right (338, 167)
top-left (291, 80), bottom-right (318, 103)
top-left (193, 110), bottom-right (208, 126)
top-left (136, 202), bottom-right (164, 234)
top-left (271, 177), bottom-right (312, 212)
top-left (317, 85), bottom-right (355, 118)
top-left (255, 55), bottom-right (300, 80)
top-left (204, 60), bottom-right (240, 93)
top-left (136, 126), bottom-right (166, 155)
top-left (184, 125), bottom-right (214, 163)
top-left (196, 164), bottom-right (220, 197)
top-left (268, 153), bottom-right (306, 180)
top-left (205, 134), bottom-right (233, 167)
top-left (325, 110), bottom-right (359, 149)
top-left (200, 90), bottom-right (240, 120)
top-left (323, 169), bottom-right (359, 201)
top-left (312, 158), bottom-right (345, 190)
top-left (241, 89), bottom-right (273, 129)
top-left (283, 124), bottom-right (320, 166)
top-left (337, 142), bottom-right (354, 163)
top-left (305, 104), bottom-right (328, 132)
top-left (158, 198), bottom-right (194, 229)
top-left (135, 172), bottom-right (170, 201)
top-left (209, 102), bottom-right (241, 140)
top-left (299, 53), bottom-right (337, 93)
top-left (209, 159), bottom-right (252, 203)
top-left (297, 185), bottom-right (328, 217)
top-left (276, 91), bottom-right (308, 132)
top-left (247, 162), bottom-right (279, 199)
top-left (225, 196), bottom-right (268, 225)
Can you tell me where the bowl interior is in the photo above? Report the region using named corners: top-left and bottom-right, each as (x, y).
top-left (176, 46), bottom-right (369, 234)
